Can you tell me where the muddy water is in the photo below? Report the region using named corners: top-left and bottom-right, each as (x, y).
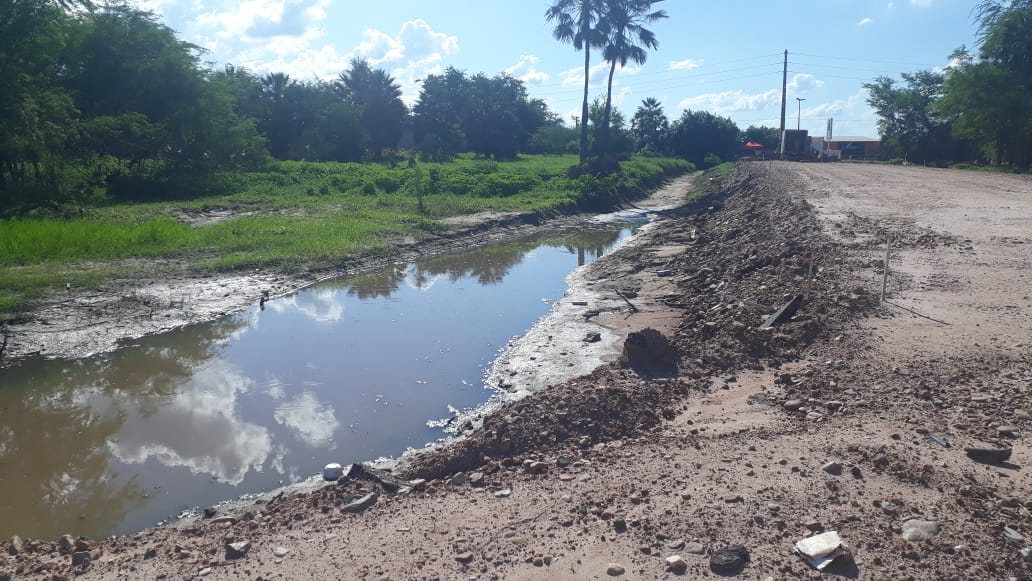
top-left (0, 226), bottom-right (636, 540)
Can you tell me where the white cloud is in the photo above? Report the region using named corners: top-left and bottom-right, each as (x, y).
top-left (188, 7), bottom-right (458, 104)
top-left (274, 391), bottom-right (340, 447)
top-left (858, 17), bottom-right (874, 26)
top-left (105, 361), bottom-right (273, 485)
top-left (267, 287), bottom-right (345, 323)
top-left (803, 88), bottom-right (878, 137)
top-left (678, 89), bottom-right (780, 113)
top-left (910, 0), bottom-right (931, 6)
top-left (505, 54), bottom-right (550, 85)
top-left (561, 62), bottom-right (610, 86)
top-left (669, 58), bottom-right (703, 71)
top-left (788, 73), bottom-right (824, 92)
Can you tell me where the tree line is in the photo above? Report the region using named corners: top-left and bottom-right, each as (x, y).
top-left (0, 0), bottom-right (762, 218)
top-left (864, 0), bottom-right (1032, 169)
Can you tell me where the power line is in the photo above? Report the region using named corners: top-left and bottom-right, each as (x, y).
top-left (788, 51), bottom-right (943, 68)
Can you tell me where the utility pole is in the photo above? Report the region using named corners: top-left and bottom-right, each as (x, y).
top-left (779, 50), bottom-right (788, 157)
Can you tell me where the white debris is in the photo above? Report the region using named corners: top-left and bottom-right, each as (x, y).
top-left (794, 531), bottom-right (850, 571)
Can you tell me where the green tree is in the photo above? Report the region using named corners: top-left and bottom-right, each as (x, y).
top-left (742, 125), bottom-right (781, 151)
top-left (588, 97), bottom-right (633, 155)
top-left (935, 1), bottom-right (1032, 168)
top-left (412, 67), bottom-right (469, 160)
top-left (337, 58), bottom-right (407, 161)
top-left (631, 97), bottom-right (668, 152)
top-left (546, 0), bottom-right (606, 163)
top-left (0, 0), bottom-right (78, 212)
top-left (666, 110), bottom-right (740, 167)
top-left (597, 0), bottom-right (667, 155)
top-left (864, 71), bottom-right (962, 162)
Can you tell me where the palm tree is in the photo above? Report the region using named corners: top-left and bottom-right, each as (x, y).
top-left (337, 58), bottom-right (407, 160)
top-left (631, 97), bottom-right (668, 151)
top-left (599, 0), bottom-right (667, 155)
top-left (546, 0), bottom-right (606, 163)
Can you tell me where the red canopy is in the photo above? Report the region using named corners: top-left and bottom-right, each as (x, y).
top-left (744, 141), bottom-right (764, 149)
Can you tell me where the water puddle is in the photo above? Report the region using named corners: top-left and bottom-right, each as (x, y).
top-left (0, 224), bottom-right (638, 539)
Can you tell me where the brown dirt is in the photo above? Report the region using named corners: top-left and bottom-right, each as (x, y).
top-left (4, 162), bottom-right (1032, 580)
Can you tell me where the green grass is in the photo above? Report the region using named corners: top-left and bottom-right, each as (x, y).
top-left (0, 154), bottom-right (691, 315)
top-left (713, 161), bottom-right (735, 178)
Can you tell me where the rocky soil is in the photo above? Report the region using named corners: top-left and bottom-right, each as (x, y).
top-left (3, 162), bottom-right (1032, 580)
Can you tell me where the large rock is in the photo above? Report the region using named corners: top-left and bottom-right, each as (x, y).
top-left (619, 328), bottom-right (678, 378)
top-left (341, 492), bottom-right (378, 513)
top-left (901, 519), bottom-right (940, 542)
top-left (710, 545), bottom-right (749, 574)
top-left (225, 541), bottom-right (251, 559)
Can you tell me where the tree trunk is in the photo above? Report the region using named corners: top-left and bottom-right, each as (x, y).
top-left (580, 47), bottom-right (591, 164)
top-left (601, 59), bottom-right (617, 156)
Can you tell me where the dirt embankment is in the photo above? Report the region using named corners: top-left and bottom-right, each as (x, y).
top-left (4, 163), bottom-right (1032, 580)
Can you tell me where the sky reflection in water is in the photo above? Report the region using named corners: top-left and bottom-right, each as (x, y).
top-left (0, 227), bottom-right (631, 539)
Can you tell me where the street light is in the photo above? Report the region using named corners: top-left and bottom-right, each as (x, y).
top-left (796, 97), bottom-right (806, 131)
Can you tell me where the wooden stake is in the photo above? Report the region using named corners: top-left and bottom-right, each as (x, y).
top-left (880, 236), bottom-right (893, 302)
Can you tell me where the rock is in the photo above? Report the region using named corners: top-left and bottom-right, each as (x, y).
top-left (826, 400), bottom-right (844, 411)
top-left (666, 555), bottom-right (688, 572)
top-left (8, 536), bottom-right (22, 556)
top-left (468, 472), bottom-right (485, 487)
top-left (804, 519), bottom-right (823, 532)
top-left (495, 488), bottom-right (512, 498)
top-left (198, 567), bottom-right (212, 576)
top-left (783, 399), bottom-right (804, 411)
top-left (584, 332), bottom-right (602, 343)
top-left (822, 461), bottom-right (843, 475)
top-left (203, 507), bottom-right (217, 519)
top-left (684, 542), bottom-right (706, 555)
top-left (965, 447), bottom-right (1012, 464)
top-left (57, 534), bottom-right (74, 553)
top-left (606, 562), bottom-right (625, 576)
top-left (710, 545), bottom-right (749, 574)
top-left (455, 551), bottom-right (474, 563)
top-left (613, 517), bottom-right (627, 531)
top-left (273, 547), bottom-right (290, 558)
top-left (210, 516), bottom-right (238, 526)
top-left (341, 492), bottom-right (378, 513)
top-left (527, 461), bottom-right (548, 474)
top-left (666, 539), bottom-right (685, 550)
top-left (448, 472), bottom-right (466, 486)
top-left (322, 463), bottom-right (344, 481)
top-left (1022, 547), bottom-right (1032, 563)
top-left (73, 539), bottom-right (90, 552)
top-left (901, 519), bottom-right (940, 541)
top-left (143, 547), bottom-right (158, 559)
top-left (998, 426), bottom-right (1020, 438)
top-left (71, 551), bottom-right (91, 567)
top-left (1003, 526), bottom-right (1025, 543)
top-left (225, 540), bottom-right (251, 559)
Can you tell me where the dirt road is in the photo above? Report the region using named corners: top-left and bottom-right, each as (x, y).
top-left (4, 163), bottom-right (1031, 580)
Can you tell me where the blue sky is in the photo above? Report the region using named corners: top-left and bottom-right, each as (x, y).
top-left (138, 0), bottom-right (981, 138)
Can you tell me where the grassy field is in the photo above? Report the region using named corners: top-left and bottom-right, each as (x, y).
top-left (0, 154), bottom-right (692, 315)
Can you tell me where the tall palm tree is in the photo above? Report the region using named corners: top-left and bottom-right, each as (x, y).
top-left (546, 0), bottom-right (606, 163)
top-left (337, 58), bottom-right (407, 160)
top-left (599, 0), bottom-right (667, 155)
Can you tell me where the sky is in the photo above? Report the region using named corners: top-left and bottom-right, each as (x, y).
top-left (136, 0), bottom-right (982, 139)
